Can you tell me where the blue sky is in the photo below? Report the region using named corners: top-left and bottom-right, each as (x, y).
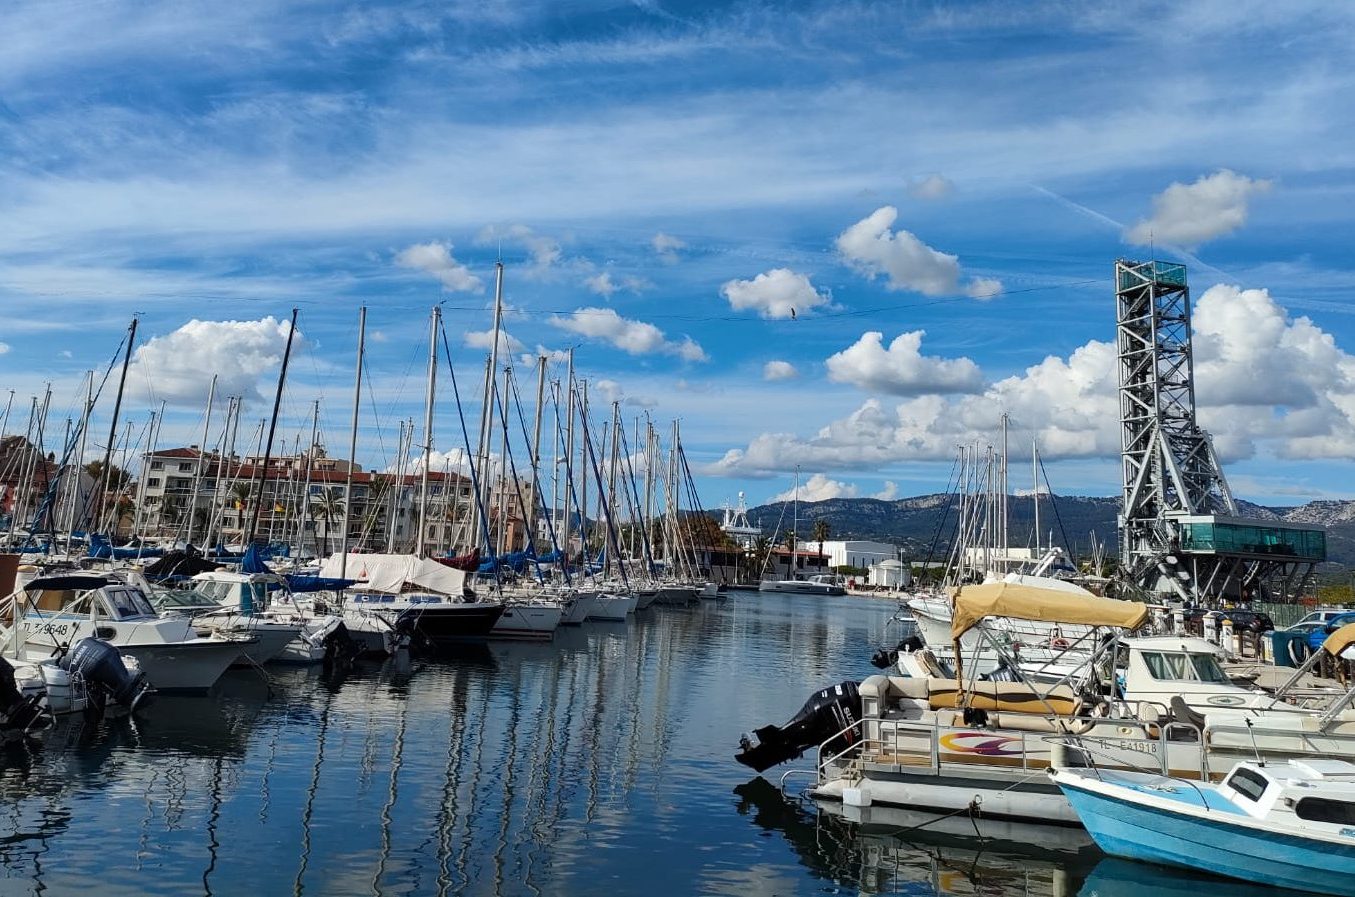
top-left (3, 0), bottom-right (1355, 509)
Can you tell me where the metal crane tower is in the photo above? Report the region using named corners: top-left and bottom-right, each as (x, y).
top-left (1115, 259), bottom-right (1325, 603)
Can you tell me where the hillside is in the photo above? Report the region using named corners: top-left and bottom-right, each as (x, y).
top-left (742, 494), bottom-right (1355, 568)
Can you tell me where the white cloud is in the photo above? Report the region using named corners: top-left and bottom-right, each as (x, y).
top-left (548, 307), bottom-right (707, 361)
top-left (763, 360), bottom-right (798, 381)
top-left (128, 317), bottom-right (301, 407)
top-left (369, 330), bottom-right (389, 343)
top-left (835, 206), bottom-right (1001, 299)
top-left (1125, 170), bottom-right (1272, 247)
top-left (713, 279), bottom-right (1355, 476)
top-left (720, 268), bottom-right (830, 319)
top-left (394, 241), bottom-right (483, 292)
top-left (59, 349), bottom-right (73, 358)
top-left (464, 328), bottom-right (525, 356)
top-left (0, 342), bottom-right (10, 355)
top-left (477, 223), bottom-right (562, 275)
top-left (873, 481), bottom-right (898, 501)
top-left (906, 173), bottom-right (954, 200)
top-left (652, 231), bottom-right (686, 263)
top-left (387, 448), bottom-right (473, 476)
top-left (772, 473), bottom-right (859, 503)
top-left (584, 271), bottom-right (648, 297)
top-left (826, 330), bottom-right (983, 396)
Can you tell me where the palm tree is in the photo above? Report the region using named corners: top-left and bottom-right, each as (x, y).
top-left (749, 534), bottom-right (772, 583)
top-left (812, 519), bottom-right (830, 570)
top-left (309, 486), bottom-right (345, 557)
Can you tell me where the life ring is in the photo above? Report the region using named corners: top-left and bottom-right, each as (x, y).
top-left (1050, 637), bottom-right (1070, 649)
top-left (1289, 637), bottom-right (1314, 666)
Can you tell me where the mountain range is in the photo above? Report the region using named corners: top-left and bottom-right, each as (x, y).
top-left (740, 494), bottom-right (1355, 568)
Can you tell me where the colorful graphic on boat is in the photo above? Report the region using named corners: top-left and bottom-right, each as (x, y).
top-left (939, 731), bottom-right (1025, 756)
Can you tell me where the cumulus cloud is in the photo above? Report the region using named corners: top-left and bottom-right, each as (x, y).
top-left (772, 473), bottom-right (859, 503)
top-left (652, 232), bottom-right (686, 263)
top-left (477, 223), bottom-right (562, 275)
top-left (387, 448), bottom-right (473, 476)
top-left (584, 271), bottom-right (648, 297)
top-left (763, 360), bottom-right (798, 381)
top-left (128, 317), bottom-right (301, 407)
top-left (712, 280), bottom-right (1355, 476)
top-left (395, 241), bottom-right (483, 292)
top-left (836, 206), bottom-right (1001, 299)
top-left (1124, 170), bottom-right (1272, 247)
top-left (592, 378), bottom-right (658, 409)
top-left (464, 328), bottom-right (525, 356)
top-left (549, 307), bottom-right (707, 361)
top-left (826, 330), bottom-right (984, 396)
top-left (721, 268), bottom-right (831, 319)
top-left (906, 173), bottom-right (954, 201)
top-left (873, 481), bottom-right (898, 501)
top-left (0, 343), bottom-right (10, 355)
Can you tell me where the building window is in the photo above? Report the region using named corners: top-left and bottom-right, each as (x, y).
top-left (179, 463), bottom-right (192, 472)
top-left (150, 461), bottom-right (163, 470)
top-left (147, 478), bottom-right (161, 487)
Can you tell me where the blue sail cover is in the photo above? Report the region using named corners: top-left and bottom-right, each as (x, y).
top-left (240, 542), bottom-right (272, 574)
top-left (285, 575), bottom-right (355, 593)
top-left (86, 533), bottom-right (164, 560)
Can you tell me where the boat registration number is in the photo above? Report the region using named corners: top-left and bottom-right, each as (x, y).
top-left (1084, 736), bottom-right (1158, 755)
top-left (23, 620), bottom-right (75, 639)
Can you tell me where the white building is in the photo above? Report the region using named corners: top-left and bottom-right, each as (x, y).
top-left (819, 539), bottom-right (898, 570)
top-left (869, 558), bottom-right (910, 589)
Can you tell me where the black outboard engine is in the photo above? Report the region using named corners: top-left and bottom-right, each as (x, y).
top-left (60, 638), bottom-right (151, 711)
top-left (735, 681), bottom-right (861, 773)
top-left (870, 635), bottom-right (924, 670)
top-left (0, 657), bottom-right (49, 734)
top-left (320, 622), bottom-right (363, 674)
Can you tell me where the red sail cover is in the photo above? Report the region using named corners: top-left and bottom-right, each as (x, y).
top-left (436, 548), bottom-right (481, 572)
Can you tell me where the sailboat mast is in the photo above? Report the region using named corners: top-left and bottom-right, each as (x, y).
top-left (341, 306), bottom-right (365, 574)
top-left (184, 375), bottom-right (216, 549)
top-left (415, 306), bottom-right (439, 556)
top-left (562, 349), bottom-right (576, 573)
top-left (245, 308), bottom-right (298, 547)
top-left (579, 379), bottom-right (590, 567)
top-left (1032, 438), bottom-right (1041, 555)
top-left (95, 318), bottom-right (138, 531)
top-left (528, 355), bottom-right (547, 557)
top-left (295, 400), bottom-right (319, 554)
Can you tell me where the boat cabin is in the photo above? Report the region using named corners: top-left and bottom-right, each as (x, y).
top-left (1117, 636), bottom-right (1284, 712)
top-left (191, 570), bottom-right (286, 614)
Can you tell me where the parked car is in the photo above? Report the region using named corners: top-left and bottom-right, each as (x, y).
top-left (1286, 608), bottom-right (1348, 630)
top-left (1308, 611), bottom-right (1355, 652)
top-left (1181, 607), bottom-right (1275, 637)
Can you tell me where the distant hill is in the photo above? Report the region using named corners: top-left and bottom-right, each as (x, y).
top-left (740, 494), bottom-right (1355, 567)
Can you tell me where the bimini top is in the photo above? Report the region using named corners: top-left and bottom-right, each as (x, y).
top-left (949, 581), bottom-right (1149, 640)
top-left (1322, 622), bottom-right (1355, 659)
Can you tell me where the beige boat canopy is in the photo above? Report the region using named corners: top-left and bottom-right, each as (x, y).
top-left (1322, 622), bottom-right (1355, 659)
top-left (949, 581), bottom-right (1149, 641)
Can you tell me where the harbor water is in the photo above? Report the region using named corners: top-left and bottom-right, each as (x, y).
top-left (0, 591), bottom-right (1271, 896)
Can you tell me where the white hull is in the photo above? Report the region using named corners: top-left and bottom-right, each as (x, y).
top-left (562, 593), bottom-right (596, 624)
top-left (758, 580), bottom-right (844, 596)
top-left (491, 604), bottom-right (564, 639)
top-left (587, 593), bottom-right (636, 621)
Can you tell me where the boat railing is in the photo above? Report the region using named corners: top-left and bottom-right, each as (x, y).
top-left (812, 713), bottom-right (1185, 785)
top-left (1049, 732), bottom-right (1215, 808)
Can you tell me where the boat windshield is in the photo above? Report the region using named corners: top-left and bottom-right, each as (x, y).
top-left (1142, 650), bottom-right (1230, 683)
top-left (155, 589), bottom-right (218, 609)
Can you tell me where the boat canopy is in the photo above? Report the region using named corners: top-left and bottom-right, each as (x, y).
top-left (318, 552), bottom-right (467, 596)
top-left (949, 581), bottom-right (1148, 640)
top-left (1322, 622), bottom-right (1355, 658)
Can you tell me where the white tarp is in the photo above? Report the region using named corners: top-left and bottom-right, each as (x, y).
top-left (318, 553), bottom-right (467, 596)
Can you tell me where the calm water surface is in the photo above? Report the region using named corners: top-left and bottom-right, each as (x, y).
top-left (0, 592), bottom-right (1272, 896)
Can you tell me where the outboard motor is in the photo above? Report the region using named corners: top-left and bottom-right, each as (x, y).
top-left (0, 657), bottom-right (49, 735)
top-left (735, 681), bottom-right (861, 773)
top-left (870, 635), bottom-right (924, 670)
top-left (319, 622), bottom-right (362, 674)
top-left (59, 638), bottom-right (151, 711)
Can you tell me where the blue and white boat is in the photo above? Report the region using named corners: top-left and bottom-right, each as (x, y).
top-left (1053, 758), bottom-right (1355, 896)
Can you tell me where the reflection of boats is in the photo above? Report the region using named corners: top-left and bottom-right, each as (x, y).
top-left (1055, 759), bottom-right (1355, 896)
top-left (1080, 856), bottom-right (1318, 897)
top-left (734, 776), bottom-right (1098, 895)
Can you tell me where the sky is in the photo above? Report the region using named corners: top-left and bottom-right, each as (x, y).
top-left (3, 0), bottom-right (1355, 511)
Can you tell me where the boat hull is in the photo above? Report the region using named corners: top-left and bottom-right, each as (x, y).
top-left (758, 580), bottom-right (845, 596)
top-left (1058, 774), bottom-right (1355, 896)
top-left (491, 604), bottom-right (563, 640)
top-left (111, 642), bottom-right (245, 693)
top-left (586, 594), bottom-right (636, 621)
top-left (396, 603), bottom-right (506, 646)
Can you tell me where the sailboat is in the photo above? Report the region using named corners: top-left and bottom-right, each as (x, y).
top-left (758, 467), bottom-right (845, 596)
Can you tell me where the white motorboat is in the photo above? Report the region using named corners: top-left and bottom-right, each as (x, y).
top-left (11, 574), bottom-right (252, 693)
top-left (758, 574), bottom-right (846, 596)
top-left (491, 601), bottom-right (565, 639)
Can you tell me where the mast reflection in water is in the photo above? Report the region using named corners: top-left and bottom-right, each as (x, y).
top-left (0, 592), bottom-right (1245, 896)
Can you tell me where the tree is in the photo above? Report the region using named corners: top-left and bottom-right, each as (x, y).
top-left (309, 486), bottom-right (345, 557)
top-left (812, 519), bottom-right (830, 566)
top-left (749, 535), bottom-right (772, 582)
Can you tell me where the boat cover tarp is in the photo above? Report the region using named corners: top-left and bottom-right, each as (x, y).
top-left (22, 574), bottom-right (114, 592)
top-left (435, 548), bottom-right (480, 572)
top-left (143, 551), bottom-right (223, 580)
top-left (318, 552), bottom-right (467, 596)
top-left (241, 542), bottom-right (271, 574)
top-left (1323, 622), bottom-right (1355, 658)
top-left (86, 533), bottom-right (164, 560)
top-left (948, 582), bottom-right (1148, 640)
top-left (285, 575), bottom-right (357, 593)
